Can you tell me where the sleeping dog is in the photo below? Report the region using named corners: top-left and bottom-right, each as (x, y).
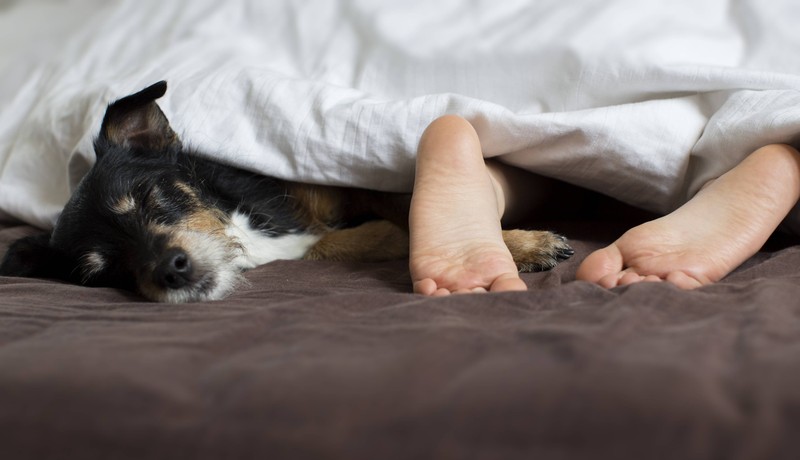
top-left (0, 82), bottom-right (573, 302)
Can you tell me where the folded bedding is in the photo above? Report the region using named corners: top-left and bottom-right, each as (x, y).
top-left (1, 0), bottom-right (800, 230)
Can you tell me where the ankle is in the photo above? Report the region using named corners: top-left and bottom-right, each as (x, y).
top-left (747, 144), bottom-right (800, 202)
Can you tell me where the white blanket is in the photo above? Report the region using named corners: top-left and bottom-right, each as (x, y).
top-left (1, 0), bottom-right (800, 229)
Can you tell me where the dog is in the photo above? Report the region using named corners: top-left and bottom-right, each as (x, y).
top-left (0, 81), bottom-right (573, 302)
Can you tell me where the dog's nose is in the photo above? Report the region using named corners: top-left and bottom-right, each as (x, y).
top-left (154, 249), bottom-right (193, 289)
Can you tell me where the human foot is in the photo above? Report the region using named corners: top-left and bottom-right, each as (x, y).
top-left (409, 115), bottom-right (527, 296)
top-left (577, 144), bottom-right (800, 289)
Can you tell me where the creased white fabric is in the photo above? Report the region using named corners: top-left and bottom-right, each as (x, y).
top-left (1, 0), bottom-right (799, 229)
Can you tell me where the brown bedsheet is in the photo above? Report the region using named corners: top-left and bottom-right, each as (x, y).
top-left (2, 219), bottom-right (800, 460)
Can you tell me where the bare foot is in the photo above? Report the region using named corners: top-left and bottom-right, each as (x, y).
top-left (577, 144), bottom-right (800, 289)
top-left (409, 115), bottom-right (527, 296)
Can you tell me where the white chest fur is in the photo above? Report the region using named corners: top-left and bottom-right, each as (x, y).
top-left (225, 212), bottom-right (321, 270)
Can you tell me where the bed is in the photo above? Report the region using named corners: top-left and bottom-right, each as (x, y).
top-left (2, 1), bottom-right (800, 459)
top-left (3, 212), bottom-right (800, 459)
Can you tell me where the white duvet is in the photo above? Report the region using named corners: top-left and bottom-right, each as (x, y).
top-left (1, 0), bottom-right (800, 230)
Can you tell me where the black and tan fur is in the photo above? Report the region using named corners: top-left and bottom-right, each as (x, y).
top-left (0, 82), bottom-right (572, 302)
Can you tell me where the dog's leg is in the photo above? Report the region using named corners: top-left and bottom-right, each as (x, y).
top-left (344, 188), bottom-right (573, 272)
top-left (290, 183), bottom-right (570, 270)
top-left (503, 229), bottom-right (574, 272)
top-left (306, 224), bottom-right (570, 271)
top-left (303, 220), bottom-right (409, 262)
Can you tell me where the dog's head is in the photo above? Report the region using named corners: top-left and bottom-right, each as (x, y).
top-left (0, 82), bottom-right (246, 302)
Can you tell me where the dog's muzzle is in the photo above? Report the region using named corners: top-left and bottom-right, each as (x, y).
top-left (153, 248), bottom-right (193, 290)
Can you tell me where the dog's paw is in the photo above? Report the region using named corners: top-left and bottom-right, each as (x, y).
top-left (502, 229), bottom-right (574, 272)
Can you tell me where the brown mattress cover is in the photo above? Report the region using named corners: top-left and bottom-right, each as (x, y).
top-left (1, 220), bottom-right (800, 460)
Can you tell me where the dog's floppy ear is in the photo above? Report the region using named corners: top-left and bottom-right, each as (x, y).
top-left (98, 80), bottom-right (181, 153)
top-left (0, 233), bottom-right (76, 282)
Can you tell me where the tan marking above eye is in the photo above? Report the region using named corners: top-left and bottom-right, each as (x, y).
top-left (174, 181), bottom-right (199, 201)
top-left (111, 195), bottom-right (136, 214)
